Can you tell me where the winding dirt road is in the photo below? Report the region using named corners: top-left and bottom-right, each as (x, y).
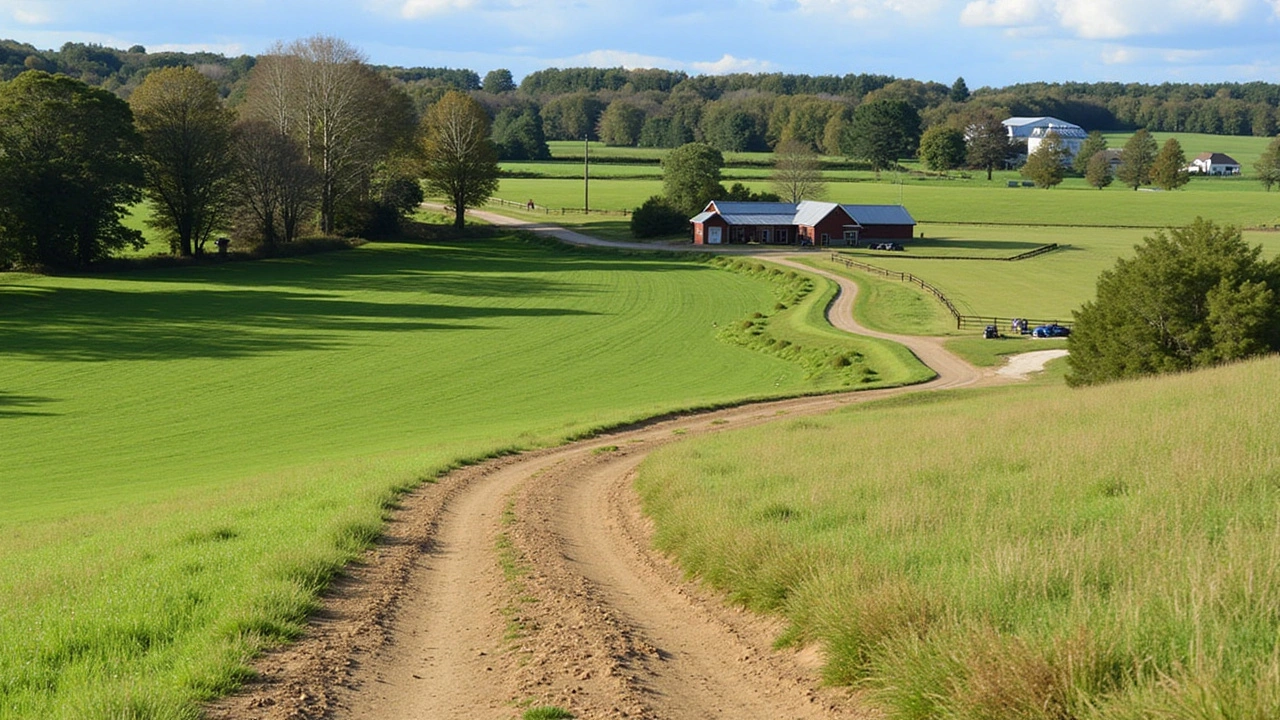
top-left (208, 213), bottom-right (1021, 719)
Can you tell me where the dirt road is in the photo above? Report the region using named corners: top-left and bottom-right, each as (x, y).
top-left (208, 213), bottom-right (1012, 719)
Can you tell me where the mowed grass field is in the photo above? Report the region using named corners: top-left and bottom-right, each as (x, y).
top-left (636, 356), bottom-right (1280, 718)
top-left (0, 231), bottom-right (924, 718)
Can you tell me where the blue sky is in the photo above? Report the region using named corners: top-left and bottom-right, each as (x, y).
top-left (2, 0), bottom-right (1278, 88)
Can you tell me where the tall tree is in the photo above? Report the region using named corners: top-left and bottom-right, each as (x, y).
top-left (130, 66), bottom-right (236, 256)
top-left (1019, 131), bottom-right (1069, 188)
top-left (0, 71), bottom-right (143, 268)
top-left (662, 142), bottom-right (725, 216)
top-left (492, 107), bottom-right (550, 160)
top-left (949, 77), bottom-right (970, 103)
top-left (771, 139), bottom-right (826, 203)
top-left (482, 68), bottom-right (515, 94)
top-left (1085, 151), bottom-right (1114, 189)
top-left (231, 119), bottom-right (320, 247)
top-left (1068, 218), bottom-right (1280, 386)
top-left (840, 99), bottom-right (920, 173)
top-left (1072, 130), bottom-right (1109, 175)
top-left (1150, 137), bottom-right (1189, 191)
top-left (918, 125), bottom-right (967, 174)
top-left (1253, 135), bottom-right (1280, 191)
top-left (421, 91), bottom-right (500, 230)
top-left (243, 36), bottom-right (416, 235)
top-left (1116, 128), bottom-right (1159, 190)
top-left (965, 110), bottom-right (1012, 181)
top-left (597, 101), bottom-right (645, 146)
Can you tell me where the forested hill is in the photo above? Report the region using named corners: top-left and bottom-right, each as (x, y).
top-left (3, 38), bottom-right (1278, 149)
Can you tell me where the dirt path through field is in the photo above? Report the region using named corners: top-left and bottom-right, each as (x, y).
top-left (208, 211), bottom-right (1017, 719)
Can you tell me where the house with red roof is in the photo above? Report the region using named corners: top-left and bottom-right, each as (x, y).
top-left (690, 200), bottom-right (915, 246)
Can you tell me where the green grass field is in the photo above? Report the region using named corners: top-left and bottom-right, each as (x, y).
top-left (636, 355), bottom-right (1280, 719)
top-left (0, 231), bottom-right (929, 718)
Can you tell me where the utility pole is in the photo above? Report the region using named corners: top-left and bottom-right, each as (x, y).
top-left (584, 136), bottom-right (590, 214)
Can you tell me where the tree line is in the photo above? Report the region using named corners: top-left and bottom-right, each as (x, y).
top-left (0, 36), bottom-right (500, 270)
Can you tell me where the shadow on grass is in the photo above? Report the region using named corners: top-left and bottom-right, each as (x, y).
top-left (0, 391), bottom-right (58, 418)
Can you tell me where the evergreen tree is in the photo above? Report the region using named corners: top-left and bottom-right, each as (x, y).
top-left (1116, 129), bottom-right (1158, 190)
top-left (949, 76), bottom-right (969, 103)
top-left (840, 99), bottom-right (920, 173)
top-left (1073, 130), bottom-right (1109, 175)
top-left (1150, 138), bottom-right (1189, 191)
top-left (1068, 219), bottom-right (1280, 386)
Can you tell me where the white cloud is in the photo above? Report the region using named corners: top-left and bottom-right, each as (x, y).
top-left (960, 0), bottom-right (1262, 38)
top-left (398, 0), bottom-right (477, 18)
top-left (959, 0), bottom-right (1041, 26)
top-left (689, 54), bottom-right (775, 74)
top-left (0, 0), bottom-right (55, 24)
top-left (1100, 46), bottom-right (1134, 64)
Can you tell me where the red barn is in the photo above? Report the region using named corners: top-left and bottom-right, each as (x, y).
top-left (690, 200), bottom-right (915, 246)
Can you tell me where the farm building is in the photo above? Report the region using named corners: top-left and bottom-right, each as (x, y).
top-left (690, 200), bottom-right (916, 246)
top-left (1186, 152), bottom-right (1241, 175)
top-left (1003, 116), bottom-right (1088, 162)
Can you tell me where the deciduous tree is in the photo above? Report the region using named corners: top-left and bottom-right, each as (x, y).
top-left (130, 66), bottom-right (235, 256)
top-left (597, 101), bottom-right (645, 146)
top-left (1085, 151), bottom-right (1114, 189)
top-left (231, 120), bottom-right (320, 247)
top-left (1116, 128), bottom-right (1158, 190)
top-left (421, 91), bottom-right (500, 230)
top-left (1253, 135), bottom-right (1280, 191)
top-left (1019, 131), bottom-right (1068, 188)
top-left (492, 106), bottom-right (550, 160)
top-left (0, 71), bottom-right (143, 268)
top-left (918, 125), bottom-right (967, 174)
top-left (482, 68), bottom-right (515, 94)
top-left (1150, 137), bottom-right (1189, 191)
top-left (1067, 218), bottom-right (1280, 386)
top-left (771, 139), bottom-right (826, 202)
top-left (964, 109), bottom-right (1012, 181)
top-left (662, 142), bottom-right (725, 216)
top-left (243, 36), bottom-right (416, 235)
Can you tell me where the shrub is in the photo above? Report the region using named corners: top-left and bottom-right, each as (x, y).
top-left (630, 196), bottom-right (688, 238)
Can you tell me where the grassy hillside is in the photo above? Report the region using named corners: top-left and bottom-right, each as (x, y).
top-left (636, 355), bottom-right (1280, 719)
top-left (0, 232), bottom-right (924, 718)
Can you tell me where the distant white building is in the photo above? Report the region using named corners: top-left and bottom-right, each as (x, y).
top-left (1003, 116), bottom-right (1088, 163)
top-left (1187, 152), bottom-right (1241, 175)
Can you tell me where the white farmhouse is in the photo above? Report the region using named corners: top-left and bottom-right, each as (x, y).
top-left (1003, 116), bottom-right (1088, 163)
top-left (1186, 152), bottom-right (1241, 175)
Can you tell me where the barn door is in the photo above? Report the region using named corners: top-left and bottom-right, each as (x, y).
top-left (708, 226), bottom-right (722, 244)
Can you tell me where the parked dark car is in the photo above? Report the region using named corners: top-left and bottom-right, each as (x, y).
top-left (1032, 323), bottom-right (1071, 338)
top-left (869, 242), bottom-right (904, 251)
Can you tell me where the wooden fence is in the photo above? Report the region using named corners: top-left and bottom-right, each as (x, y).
top-left (488, 197), bottom-right (630, 217)
top-left (866, 243), bottom-right (1061, 262)
top-left (827, 253), bottom-right (1071, 332)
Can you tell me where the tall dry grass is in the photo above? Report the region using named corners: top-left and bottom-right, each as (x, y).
top-left (637, 357), bottom-right (1280, 719)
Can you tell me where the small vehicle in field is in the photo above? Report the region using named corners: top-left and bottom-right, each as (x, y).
top-left (869, 242), bottom-right (904, 251)
top-left (983, 325), bottom-right (999, 339)
top-left (1032, 323), bottom-right (1071, 338)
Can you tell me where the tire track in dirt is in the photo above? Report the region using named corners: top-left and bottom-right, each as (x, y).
top-left (208, 212), bottom-right (1005, 719)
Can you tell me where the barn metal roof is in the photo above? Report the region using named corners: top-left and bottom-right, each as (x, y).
top-left (842, 204), bottom-right (916, 226)
top-left (690, 201), bottom-right (915, 227)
